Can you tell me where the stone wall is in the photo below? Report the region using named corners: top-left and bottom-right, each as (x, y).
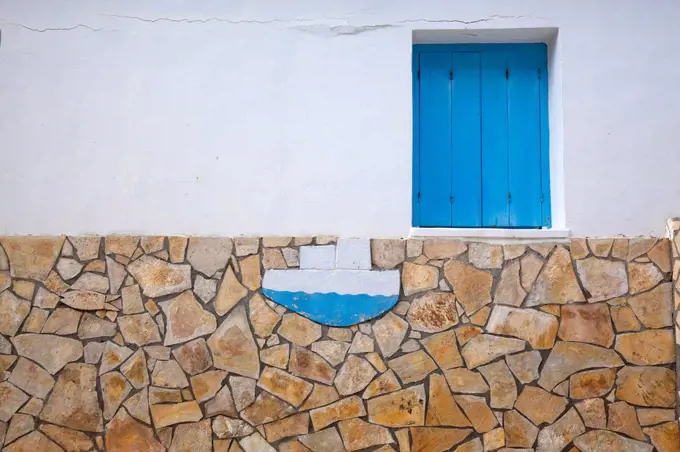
top-left (0, 235), bottom-right (677, 451)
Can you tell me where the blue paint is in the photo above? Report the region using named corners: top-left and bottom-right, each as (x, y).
top-left (451, 52), bottom-right (482, 227)
top-left (262, 289), bottom-right (399, 327)
top-left (539, 54), bottom-right (552, 228)
top-left (480, 51), bottom-right (509, 227)
top-left (418, 52), bottom-right (452, 227)
top-left (412, 43), bottom-right (550, 229)
top-left (507, 50), bottom-right (542, 227)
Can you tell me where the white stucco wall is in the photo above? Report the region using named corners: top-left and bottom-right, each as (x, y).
top-left (1, 0), bottom-right (678, 237)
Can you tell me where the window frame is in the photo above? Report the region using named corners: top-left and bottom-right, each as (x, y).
top-left (412, 43), bottom-right (552, 229)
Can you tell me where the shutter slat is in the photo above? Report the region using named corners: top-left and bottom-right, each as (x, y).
top-left (450, 52), bottom-right (483, 227)
top-left (418, 52), bottom-right (453, 227)
top-left (507, 50), bottom-right (543, 228)
top-left (480, 52), bottom-right (510, 227)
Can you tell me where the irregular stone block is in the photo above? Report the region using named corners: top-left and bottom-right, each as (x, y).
top-left (310, 396), bottom-right (366, 431)
top-left (537, 342), bottom-right (623, 391)
top-left (368, 385), bottom-right (426, 428)
top-left (407, 291), bottom-right (458, 333)
top-left (526, 247), bottom-right (584, 306)
top-left (1, 236), bottom-right (64, 281)
top-left (558, 303), bottom-right (615, 347)
top-left (443, 261), bottom-right (492, 315)
top-left (487, 305), bottom-right (558, 349)
top-left (40, 363), bottom-right (103, 432)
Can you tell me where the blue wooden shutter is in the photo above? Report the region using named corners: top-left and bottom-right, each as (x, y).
top-left (417, 52), bottom-right (452, 227)
top-left (414, 44), bottom-right (550, 229)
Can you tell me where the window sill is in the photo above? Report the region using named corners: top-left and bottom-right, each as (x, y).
top-left (409, 227), bottom-right (570, 243)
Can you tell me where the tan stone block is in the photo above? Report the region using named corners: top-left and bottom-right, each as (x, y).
top-left (519, 253), bottom-right (543, 292)
top-left (615, 329), bottom-right (675, 365)
top-left (478, 361), bottom-right (517, 409)
top-left (240, 392), bottom-right (294, 426)
top-left (264, 413), bottom-right (310, 443)
top-left (628, 238), bottom-right (657, 260)
top-left (407, 292), bottom-right (458, 333)
top-left (461, 334), bottom-right (525, 369)
top-left (535, 408), bottom-right (585, 452)
top-left (494, 261), bottom-right (526, 307)
top-left (644, 422), bottom-right (680, 452)
top-left (628, 262), bottom-right (664, 294)
top-left (209, 304), bottom-right (259, 379)
top-left (149, 387), bottom-right (182, 405)
top-left (610, 238), bottom-right (628, 259)
top-left (503, 244), bottom-right (526, 260)
top-left (443, 368), bottom-right (489, 394)
top-left (362, 369), bottom-right (401, 399)
top-left (401, 262), bottom-right (438, 296)
top-left (569, 368), bottom-right (615, 399)
top-left (289, 345), bottom-right (336, 385)
top-left (300, 384), bottom-right (340, 411)
top-left (1, 236), bottom-right (65, 281)
top-left (278, 313), bottom-right (322, 346)
top-left (214, 265), bottom-right (247, 316)
top-left (365, 352), bottom-right (387, 372)
top-left (409, 427), bottom-right (473, 452)
top-left (615, 366), bottom-right (676, 407)
top-left (443, 260), bottom-right (493, 315)
top-left (39, 364), bottom-right (102, 432)
top-left (257, 366), bottom-right (312, 407)
top-left (372, 239), bottom-right (405, 269)
top-left (373, 312), bottom-right (408, 358)
top-left (628, 282), bottom-right (674, 328)
top-left (262, 248), bottom-right (287, 269)
top-left (487, 305), bottom-right (558, 349)
top-left (172, 338), bottom-right (213, 376)
top-left (327, 327), bottom-right (353, 342)
top-left (574, 398), bottom-right (606, 429)
top-left (454, 395), bottom-right (497, 433)
top-left (240, 255), bottom-right (262, 291)
top-left (574, 430), bottom-right (654, 452)
top-left (648, 239), bottom-right (671, 272)
top-left (611, 305), bottom-right (642, 332)
top-left (425, 373), bottom-right (470, 427)
top-left (608, 401), bottom-right (645, 441)
top-left (525, 247), bottom-right (584, 305)
top-left (637, 408), bottom-right (676, 426)
top-left (335, 355), bottom-right (377, 395)
top-left (190, 370), bottom-right (227, 403)
top-left (514, 386), bottom-right (567, 425)
top-left (420, 329), bottom-right (463, 370)
top-left (482, 427), bottom-right (505, 451)
top-left (503, 410), bottom-right (537, 448)
top-left (310, 396), bottom-right (366, 431)
top-left (260, 344), bottom-right (289, 369)
top-left (338, 418), bottom-right (394, 451)
top-left (389, 350), bottom-right (437, 384)
top-left (505, 350), bottom-right (541, 384)
top-left (127, 255), bottom-right (192, 298)
top-left (569, 238), bottom-right (589, 260)
top-left (537, 341), bottom-right (623, 391)
top-left (423, 240), bottom-right (467, 259)
top-left (367, 385), bottom-right (426, 428)
top-left (454, 324), bottom-right (483, 346)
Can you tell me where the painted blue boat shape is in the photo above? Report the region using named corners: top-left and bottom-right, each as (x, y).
top-left (262, 290), bottom-right (399, 327)
top-left (262, 268), bottom-right (401, 326)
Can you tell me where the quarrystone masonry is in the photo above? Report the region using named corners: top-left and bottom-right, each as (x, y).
top-left (0, 234), bottom-right (677, 451)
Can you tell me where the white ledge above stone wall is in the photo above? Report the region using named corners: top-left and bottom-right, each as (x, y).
top-left (410, 227), bottom-right (571, 244)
